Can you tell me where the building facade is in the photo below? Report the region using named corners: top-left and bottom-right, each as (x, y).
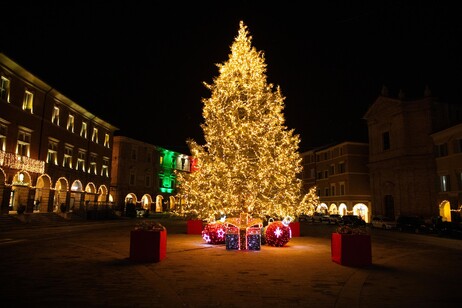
top-left (300, 141), bottom-right (371, 222)
top-left (431, 123), bottom-right (462, 223)
top-left (364, 87), bottom-right (462, 221)
top-left (110, 135), bottom-right (192, 214)
top-left (0, 53), bottom-right (118, 216)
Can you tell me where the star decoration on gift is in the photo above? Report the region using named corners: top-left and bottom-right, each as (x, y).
top-left (217, 228), bottom-right (225, 238)
top-left (274, 226), bottom-right (282, 238)
top-left (202, 233), bottom-right (211, 243)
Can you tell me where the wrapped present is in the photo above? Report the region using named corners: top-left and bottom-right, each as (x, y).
top-left (225, 226), bottom-right (239, 250)
top-left (246, 226), bottom-right (261, 250)
top-left (225, 213), bottom-right (263, 250)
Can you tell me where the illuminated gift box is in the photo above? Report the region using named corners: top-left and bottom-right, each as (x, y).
top-left (129, 229), bottom-right (167, 262)
top-left (225, 226), bottom-right (239, 250)
top-left (187, 219), bottom-right (203, 234)
top-left (225, 213), bottom-right (263, 250)
top-left (246, 227), bottom-right (261, 250)
top-left (331, 233), bottom-right (371, 267)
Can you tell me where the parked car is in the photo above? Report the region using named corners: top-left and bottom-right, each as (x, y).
top-left (312, 212), bottom-right (325, 223)
top-left (298, 214), bottom-right (313, 222)
top-left (371, 216), bottom-right (397, 229)
top-left (434, 221), bottom-right (462, 239)
top-left (396, 215), bottom-right (428, 233)
top-left (340, 215), bottom-right (366, 227)
top-left (328, 214), bottom-right (343, 225)
top-left (321, 214), bottom-right (332, 224)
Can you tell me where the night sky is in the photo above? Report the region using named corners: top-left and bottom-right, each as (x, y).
top-left (2, 2), bottom-right (462, 153)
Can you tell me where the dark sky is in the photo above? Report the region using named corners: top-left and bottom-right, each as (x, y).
top-left (2, 1), bottom-right (462, 153)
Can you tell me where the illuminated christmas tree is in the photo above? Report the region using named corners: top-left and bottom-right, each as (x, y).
top-left (297, 185), bottom-right (320, 217)
top-left (176, 21), bottom-right (303, 222)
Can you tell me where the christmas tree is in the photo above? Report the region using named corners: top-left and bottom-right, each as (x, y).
top-left (175, 21), bottom-right (303, 222)
top-left (297, 185), bottom-right (320, 217)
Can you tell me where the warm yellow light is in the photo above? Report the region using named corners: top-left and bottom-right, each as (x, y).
top-left (0, 151), bottom-right (45, 174)
top-left (174, 21), bottom-right (318, 222)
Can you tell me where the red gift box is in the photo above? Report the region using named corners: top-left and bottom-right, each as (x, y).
top-left (130, 229), bottom-right (167, 262)
top-left (331, 233), bottom-right (371, 267)
top-left (187, 219), bottom-right (203, 234)
top-left (289, 222), bottom-right (300, 237)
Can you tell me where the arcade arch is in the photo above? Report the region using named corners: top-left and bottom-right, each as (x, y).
top-left (352, 203), bottom-right (369, 223)
top-left (338, 203), bottom-right (348, 216)
top-left (439, 200), bottom-right (452, 222)
top-left (34, 174), bottom-right (52, 212)
top-left (328, 203), bottom-right (338, 214)
top-left (316, 203), bottom-right (328, 214)
top-left (54, 177), bottom-right (69, 212)
top-left (141, 194), bottom-right (153, 210)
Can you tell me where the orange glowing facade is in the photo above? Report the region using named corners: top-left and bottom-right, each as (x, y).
top-left (0, 53), bottom-right (118, 216)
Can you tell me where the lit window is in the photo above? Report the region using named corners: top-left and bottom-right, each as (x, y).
top-left (0, 76), bottom-right (11, 102)
top-left (89, 154), bottom-right (97, 174)
top-left (67, 115), bottom-right (74, 132)
top-left (80, 122), bottom-right (87, 138)
top-left (52, 106), bottom-right (60, 125)
top-left (17, 130), bottom-right (31, 157)
top-left (0, 123), bottom-right (7, 151)
top-left (101, 157), bottom-right (109, 177)
top-left (91, 127), bottom-right (98, 143)
top-left (47, 139), bottom-right (59, 165)
top-left (76, 150), bottom-right (86, 171)
top-left (104, 133), bottom-right (110, 148)
top-left (177, 155), bottom-right (189, 171)
top-left (63, 146), bottom-right (73, 168)
top-left (440, 175), bottom-right (450, 192)
top-left (22, 90), bottom-right (34, 113)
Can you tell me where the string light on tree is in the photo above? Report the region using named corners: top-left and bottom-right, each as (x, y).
top-left (175, 21), bottom-right (309, 232)
top-left (297, 185), bottom-right (320, 217)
